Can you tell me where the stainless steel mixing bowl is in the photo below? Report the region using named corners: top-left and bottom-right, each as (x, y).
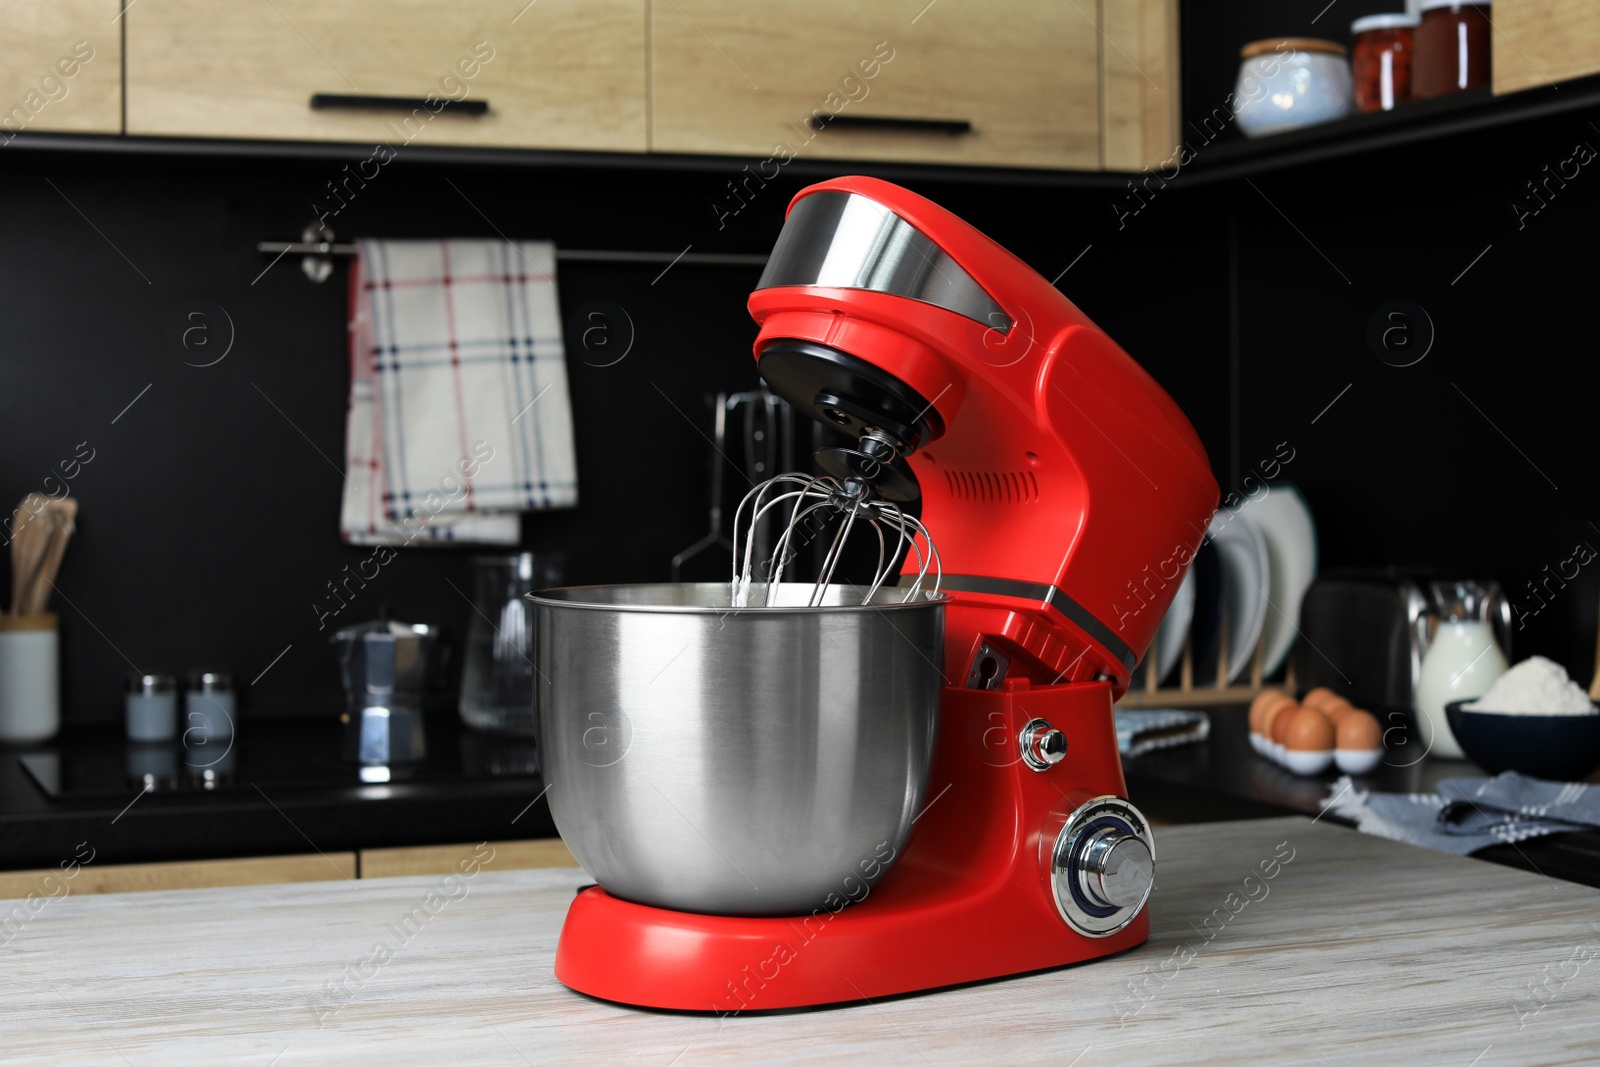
top-left (534, 582), bottom-right (945, 916)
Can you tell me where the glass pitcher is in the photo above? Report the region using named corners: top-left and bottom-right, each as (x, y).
top-left (459, 553), bottom-right (564, 736)
top-left (1413, 580), bottom-right (1509, 760)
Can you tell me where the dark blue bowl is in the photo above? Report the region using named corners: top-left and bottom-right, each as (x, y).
top-left (1446, 701), bottom-right (1600, 780)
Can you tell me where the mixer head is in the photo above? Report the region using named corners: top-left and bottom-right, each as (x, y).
top-left (747, 177), bottom-right (1220, 695)
top-left (752, 189), bottom-right (987, 506)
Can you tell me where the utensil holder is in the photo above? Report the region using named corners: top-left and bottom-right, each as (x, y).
top-left (0, 613), bottom-right (60, 743)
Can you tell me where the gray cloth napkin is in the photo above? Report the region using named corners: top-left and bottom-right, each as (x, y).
top-left (1321, 773), bottom-right (1599, 855)
top-left (1112, 708), bottom-right (1209, 758)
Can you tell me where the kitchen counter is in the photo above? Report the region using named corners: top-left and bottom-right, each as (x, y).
top-left (7, 816), bottom-right (1598, 1064)
top-left (0, 715), bottom-right (555, 870)
top-left (1124, 704), bottom-right (1600, 888)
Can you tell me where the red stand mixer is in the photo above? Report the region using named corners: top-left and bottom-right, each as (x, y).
top-left (546, 177), bottom-right (1218, 1011)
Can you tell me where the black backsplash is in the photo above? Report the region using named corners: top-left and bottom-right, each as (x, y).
top-left (4, 32), bottom-right (1599, 723)
top-left (0, 146), bottom-right (1219, 724)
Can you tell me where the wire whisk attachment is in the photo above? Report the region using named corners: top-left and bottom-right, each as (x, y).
top-left (730, 474), bottom-right (941, 608)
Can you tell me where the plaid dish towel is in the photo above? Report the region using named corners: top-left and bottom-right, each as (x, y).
top-left (1113, 708), bottom-right (1210, 758)
top-left (1321, 773), bottom-right (1600, 856)
top-left (342, 239), bottom-right (578, 545)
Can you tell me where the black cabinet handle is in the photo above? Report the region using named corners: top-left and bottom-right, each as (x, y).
top-left (309, 93), bottom-right (489, 115)
top-left (808, 114), bottom-right (972, 135)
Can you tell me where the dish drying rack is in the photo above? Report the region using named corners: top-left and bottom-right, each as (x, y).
top-left (1117, 619), bottom-right (1294, 708)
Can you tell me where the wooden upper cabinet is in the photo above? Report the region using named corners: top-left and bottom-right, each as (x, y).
top-left (1100, 0), bottom-right (1180, 172)
top-left (650, 0), bottom-right (1103, 169)
top-left (0, 0), bottom-right (121, 136)
top-left (125, 0), bottom-right (647, 151)
top-left (1492, 0), bottom-right (1600, 94)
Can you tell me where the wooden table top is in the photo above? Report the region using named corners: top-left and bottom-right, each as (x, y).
top-left (5, 816), bottom-right (1598, 1065)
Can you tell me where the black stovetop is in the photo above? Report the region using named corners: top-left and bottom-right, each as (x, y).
top-left (0, 711), bottom-right (554, 870)
top-left (17, 713), bottom-right (537, 801)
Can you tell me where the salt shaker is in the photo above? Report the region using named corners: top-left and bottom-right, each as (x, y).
top-left (125, 673), bottom-right (178, 742)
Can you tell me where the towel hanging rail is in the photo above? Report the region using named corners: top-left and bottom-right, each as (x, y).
top-left (256, 223), bottom-right (769, 282)
top-left (255, 241), bottom-right (770, 266)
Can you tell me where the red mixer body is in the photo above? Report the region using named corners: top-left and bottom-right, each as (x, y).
top-left (553, 177), bottom-right (1217, 1011)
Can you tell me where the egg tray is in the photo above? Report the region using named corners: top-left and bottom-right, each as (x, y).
top-left (1248, 688), bottom-right (1383, 778)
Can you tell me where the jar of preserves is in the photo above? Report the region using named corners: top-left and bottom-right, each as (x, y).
top-left (1413, 1), bottom-right (1492, 99)
top-left (1351, 13), bottom-right (1419, 112)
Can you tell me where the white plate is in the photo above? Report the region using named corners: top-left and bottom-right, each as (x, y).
top-left (1238, 484), bottom-right (1318, 677)
top-left (1207, 512), bottom-right (1270, 684)
top-left (1151, 566), bottom-right (1197, 685)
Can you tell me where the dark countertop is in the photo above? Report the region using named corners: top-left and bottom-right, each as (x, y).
top-left (16, 699), bottom-right (1598, 887)
top-left (1123, 703), bottom-right (1600, 888)
top-left (0, 713), bottom-right (554, 870)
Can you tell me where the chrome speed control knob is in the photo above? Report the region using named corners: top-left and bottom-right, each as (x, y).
top-left (1077, 828), bottom-right (1154, 909)
top-left (1044, 796), bottom-right (1156, 937)
top-left (1019, 718), bottom-right (1067, 771)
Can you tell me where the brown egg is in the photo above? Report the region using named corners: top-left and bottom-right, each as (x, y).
top-left (1271, 704), bottom-right (1299, 747)
top-left (1250, 687), bottom-right (1289, 716)
top-left (1303, 687), bottom-right (1351, 714)
top-left (1259, 700), bottom-right (1288, 743)
top-left (1336, 709), bottom-right (1382, 751)
top-left (1250, 689), bottom-right (1293, 736)
top-left (1324, 702), bottom-right (1354, 725)
top-left (1285, 706), bottom-right (1336, 752)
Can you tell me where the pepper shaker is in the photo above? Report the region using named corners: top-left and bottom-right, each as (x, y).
top-left (183, 671), bottom-right (236, 746)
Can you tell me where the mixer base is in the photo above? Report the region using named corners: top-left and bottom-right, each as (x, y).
top-left (553, 680), bottom-right (1148, 1012)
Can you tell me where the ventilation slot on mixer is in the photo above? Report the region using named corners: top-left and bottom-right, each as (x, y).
top-left (943, 469), bottom-right (1039, 505)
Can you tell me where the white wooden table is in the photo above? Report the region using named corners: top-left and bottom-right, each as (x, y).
top-left (5, 817), bottom-right (1598, 1065)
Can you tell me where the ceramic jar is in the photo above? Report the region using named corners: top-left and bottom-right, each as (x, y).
top-left (1235, 37), bottom-right (1354, 138)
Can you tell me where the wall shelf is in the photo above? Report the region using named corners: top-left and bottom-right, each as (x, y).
top-left (1177, 73), bottom-right (1600, 187)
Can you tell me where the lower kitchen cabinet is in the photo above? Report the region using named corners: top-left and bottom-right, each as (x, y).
top-left (0, 840), bottom-right (579, 900)
top-left (0, 852), bottom-right (358, 900)
top-left (360, 838), bottom-right (578, 878)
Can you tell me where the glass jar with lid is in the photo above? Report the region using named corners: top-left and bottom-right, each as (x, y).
top-left (1351, 13), bottom-right (1419, 112)
top-left (1413, 1), bottom-right (1492, 99)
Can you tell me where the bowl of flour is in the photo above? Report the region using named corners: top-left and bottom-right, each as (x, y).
top-left (1446, 657), bottom-right (1600, 779)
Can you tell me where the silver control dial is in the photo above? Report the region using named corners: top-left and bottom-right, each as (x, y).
top-left (1044, 796), bottom-right (1156, 937)
top-left (1077, 827), bottom-right (1154, 909)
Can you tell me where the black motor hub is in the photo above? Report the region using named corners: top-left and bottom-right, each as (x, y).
top-left (756, 339), bottom-right (938, 503)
